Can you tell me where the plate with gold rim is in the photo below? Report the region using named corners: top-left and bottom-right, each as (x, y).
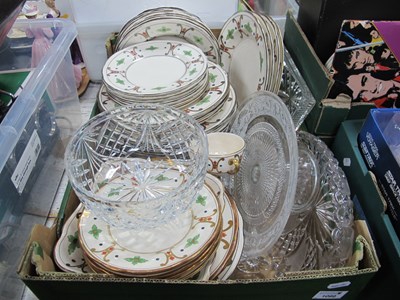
top-left (53, 203), bottom-right (91, 274)
top-left (184, 62), bottom-right (229, 120)
top-left (117, 7), bottom-right (202, 41)
top-left (202, 86), bottom-right (237, 133)
top-left (78, 183), bottom-right (222, 276)
top-left (103, 40), bottom-right (208, 97)
top-left (82, 222), bottom-right (221, 279)
top-left (218, 11), bottom-right (268, 107)
top-left (98, 79), bottom-right (208, 112)
top-left (218, 204), bottom-right (244, 280)
top-left (209, 190), bottom-right (240, 279)
top-left (110, 230), bottom-right (221, 279)
top-left (259, 14), bottom-right (284, 94)
top-left (99, 61), bottom-right (228, 117)
top-left (104, 69), bottom-right (209, 104)
top-left (116, 16), bottom-right (220, 64)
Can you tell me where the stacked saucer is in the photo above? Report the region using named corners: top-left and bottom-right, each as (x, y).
top-left (184, 62), bottom-right (238, 133)
top-left (114, 7), bottom-right (220, 64)
top-left (200, 86), bottom-right (238, 133)
top-left (184, 62), bottom-right (230, 122)
top-left (196, 174), bottom-right (243, 280)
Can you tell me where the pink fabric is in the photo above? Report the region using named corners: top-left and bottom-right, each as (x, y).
top-left (25, 27), bottom-right (54, 67)
top-left (73, 64), bottom-right (82, 88)
top-left (26, 26), bottom-right (82, 99)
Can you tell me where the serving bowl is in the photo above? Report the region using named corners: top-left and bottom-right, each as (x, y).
top-left (65, 103), bottom-right (208, 229)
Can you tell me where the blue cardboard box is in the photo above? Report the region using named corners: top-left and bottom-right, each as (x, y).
top-left (358, 109), bottom-right (400, 237)
top-left (332, 119), bottom-right (400, 292)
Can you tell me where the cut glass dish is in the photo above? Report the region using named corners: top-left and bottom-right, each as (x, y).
top-left (269, 131), bottom-right (354, 272)
top-left (229, 91), bottom-right (298, 273)
top-left (279, 48), bottom-right (316, 131)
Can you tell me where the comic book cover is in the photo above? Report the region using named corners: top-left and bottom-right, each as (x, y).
top-left (328, 20), bottom-right (400, 108)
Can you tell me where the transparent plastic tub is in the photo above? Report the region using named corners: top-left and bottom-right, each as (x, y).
top-left (0, 18), bottom-right (81, 299)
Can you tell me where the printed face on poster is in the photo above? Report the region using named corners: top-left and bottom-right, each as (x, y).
top-left (328, 20), bottom-right (400, 108)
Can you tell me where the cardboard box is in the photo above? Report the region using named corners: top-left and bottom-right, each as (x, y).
top-left (331, 119), bottom-right (400, 292)
top-left (284, 11), bottom-right (375, 137)
top-left (358, 109), bottom-right (400, 236)
top-left (297, 0), bottom-right (400, 64)
top-left (17, 187), bottom-right (379, 300)
top-left (15, 9), bottom-right (379, 299)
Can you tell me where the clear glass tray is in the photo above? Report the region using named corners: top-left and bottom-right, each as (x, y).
top-left (279, 47), bottom-right (316, 131)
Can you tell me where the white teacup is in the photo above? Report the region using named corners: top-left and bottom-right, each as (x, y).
top-left (207, 132), bottom-right (245, 175)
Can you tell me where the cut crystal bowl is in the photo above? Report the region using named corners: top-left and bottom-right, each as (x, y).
top-left (65, 103), bottom-right (208, 229)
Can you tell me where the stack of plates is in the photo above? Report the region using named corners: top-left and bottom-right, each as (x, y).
top-left (98, 7), bottom-right (240, 134)
top-left (184, 61), bottom-right (238, 133)
top-left (54, 174), bottom-right (243, 280)
top-left (218, 11), bottom-right (284, 107)
top-left (98, 6), bottom-right (239, 133)
top-left (79, 182), bottom-right (222, 279)
top-left (194, 175), bottom-right (243, 280)
top-left (98, 52), bottom-right (237, 133)
top-left (102, 40), bottom-right (209, 109)
top-left (114, 7), bottom-right (220, 65)
top-left (184, 62), bottom-right (231, 122)
top-left (199, 85), bottom-right (237, 133)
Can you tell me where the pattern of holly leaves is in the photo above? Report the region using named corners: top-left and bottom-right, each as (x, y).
top-left (196, 195), bottom-right (207, 206)
top-left (89, 225), bottom-right (102, 240)
top-left (185, 234), bottom-right (200, 248)
top-left (125, 256), bottom-right (148, 265)
top-left (67, 231), bottom-right (80, 255)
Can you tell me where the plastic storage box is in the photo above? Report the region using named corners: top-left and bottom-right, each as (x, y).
top-left (0, 18), bottom-right (81, 299)
top-left (67, 0), bottom-right (239, 81)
